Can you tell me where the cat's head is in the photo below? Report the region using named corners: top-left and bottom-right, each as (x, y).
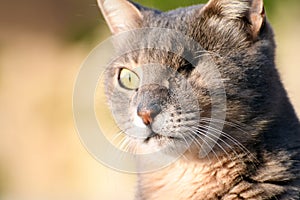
top-left (98, 0), bottom-right (279, 157)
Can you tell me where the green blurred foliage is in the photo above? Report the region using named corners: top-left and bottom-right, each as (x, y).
top-left (65, 23), bottom-right (99, 44)
top-left (134, 0), bottom-right (206, 10)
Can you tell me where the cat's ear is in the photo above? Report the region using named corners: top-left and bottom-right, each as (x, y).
top-left (97, 0), bottom-right (143, 34)
top-left (202, 0), bottom-right (265, 38)
top-left (248, 0), bottom-right (265, 37)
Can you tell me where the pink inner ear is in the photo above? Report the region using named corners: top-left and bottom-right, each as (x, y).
top-left (249, 0), bottom-right (265, 38)
top-left (97, 0), bottom-right (143, 34)
top-left (250, 10), bottom-right (264, 37)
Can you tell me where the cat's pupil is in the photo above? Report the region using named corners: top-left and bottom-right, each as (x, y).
top-left (118, 68), bottom-right (140, 90)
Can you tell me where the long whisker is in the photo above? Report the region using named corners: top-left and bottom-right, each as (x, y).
top-left (179, 115), bottom-right (257, 164)
top-left (193, 125), bottom-right (246, 164)
top-left (190, 125), bottom-right (236, 163)
top-left (200, 117), bottom-right (252, 135)
top-left (183, 125), bottom-right (219, 163)
top-left (111, 130), bottom-right (125, 144)
top-left (183, 123), bottom-right (260, 179)
top-left (186, 132), bottom-right (213, 163)
top-left (171, 138), bottom-right (189, 161)
top-left (199, 124), bottom-right (259, 167)
top-left (200, 123), bottom-right (258, 162)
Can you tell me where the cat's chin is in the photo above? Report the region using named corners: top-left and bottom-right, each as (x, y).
top-left (144, 132), bottom-right (178, 143)
top-left (125, 131), bottom-right (189, 156)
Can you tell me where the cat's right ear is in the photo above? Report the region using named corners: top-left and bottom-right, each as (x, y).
top-left (201, 0), bottom-right (266, 39)
top-left (97, 0), bottom-right (143, 34)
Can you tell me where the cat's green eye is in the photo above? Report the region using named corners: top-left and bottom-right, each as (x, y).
top-left (118, 68), bottom-right (140, 90)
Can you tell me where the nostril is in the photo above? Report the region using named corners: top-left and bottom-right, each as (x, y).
top-left (137, 103), bottom-right (161, 125)
top-left (137, 110), bottom-right (152, 125)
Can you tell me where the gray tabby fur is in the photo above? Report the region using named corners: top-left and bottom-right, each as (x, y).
top-left (98, 0), bottom-right (300, 199)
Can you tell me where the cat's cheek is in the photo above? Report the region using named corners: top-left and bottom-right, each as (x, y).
top-left (151, 113), bottom-right (168, 134)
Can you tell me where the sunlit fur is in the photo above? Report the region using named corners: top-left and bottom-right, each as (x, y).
top-left (100, 0), bottom-right (300, 199)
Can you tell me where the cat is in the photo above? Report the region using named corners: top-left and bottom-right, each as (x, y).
top-left (98, 0), bottom-right (300, 199)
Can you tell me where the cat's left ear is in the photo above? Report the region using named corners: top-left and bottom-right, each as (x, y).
top-left (248, 0), bottom-right (265, 38)
top-left (202, 0), bottom-right (266, 38)
top-left (97, 0), bottom-right (143, 34)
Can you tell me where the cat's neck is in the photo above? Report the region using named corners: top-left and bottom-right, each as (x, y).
top-left (136, 121), bottom-right (300, 200)
top-left (136, 153), bottom-right (251, 200)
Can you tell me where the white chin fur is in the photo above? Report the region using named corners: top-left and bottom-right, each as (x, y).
top-left (133, 112), bottom-right (147, 128)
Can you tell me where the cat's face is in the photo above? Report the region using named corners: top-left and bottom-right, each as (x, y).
top-left (99, 0), bottom-right (276, 156)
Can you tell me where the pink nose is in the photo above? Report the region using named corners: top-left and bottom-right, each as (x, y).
top-left (137, 110), bottom-right (152, 125)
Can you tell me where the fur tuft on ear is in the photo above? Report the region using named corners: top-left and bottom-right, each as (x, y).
top-left (202, 0), bottom-right (265, 38)
top-left (97, 0), bottom-right (143, 34)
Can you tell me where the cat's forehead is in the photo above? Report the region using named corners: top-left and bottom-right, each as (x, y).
top-left (112, 48), bottom-right (189, 73)
top-left (142, 4), bottom-right (205, 29)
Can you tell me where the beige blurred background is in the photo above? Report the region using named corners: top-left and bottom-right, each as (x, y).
top-left (0, 0), bottom-right (299, 199)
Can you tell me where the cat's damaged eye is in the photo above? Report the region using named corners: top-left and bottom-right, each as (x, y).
top-left (118, 68), bottom-right (140, 90)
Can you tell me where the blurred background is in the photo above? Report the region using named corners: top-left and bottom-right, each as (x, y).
top-left (0, 0), bottom-right (299, 199)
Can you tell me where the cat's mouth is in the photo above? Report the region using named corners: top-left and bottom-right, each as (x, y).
top-left (143, 131), bottom-right (179, 143)
top-left (132, 113), bottom-right (177, 142)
